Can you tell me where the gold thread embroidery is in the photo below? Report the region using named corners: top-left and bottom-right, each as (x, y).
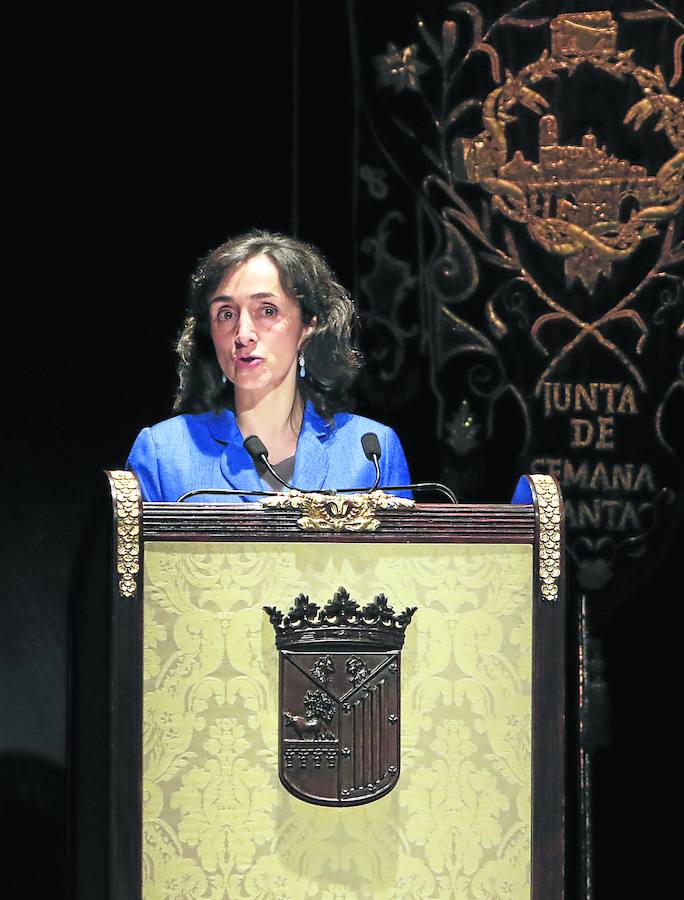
top-left (529, 474), bottom-right (562, 602)
top-left (109, 470), bottom-right (141, 598)
top-left (457, 11), bottom-right (684, 294)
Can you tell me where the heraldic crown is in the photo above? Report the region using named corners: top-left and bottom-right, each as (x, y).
top-left (264, 586), bottom-right (416, 651)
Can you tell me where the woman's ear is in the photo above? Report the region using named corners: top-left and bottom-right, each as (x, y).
top-left (301, 315), bottom-right (317, 346)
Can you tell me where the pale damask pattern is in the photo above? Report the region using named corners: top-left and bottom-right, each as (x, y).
top-left (142, 541), bottom-right (532, 899)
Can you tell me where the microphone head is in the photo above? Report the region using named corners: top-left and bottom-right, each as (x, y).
top-left (243, 434), bottom-right (269, 460)
top-left (361, 432), bottom-right (382, 461)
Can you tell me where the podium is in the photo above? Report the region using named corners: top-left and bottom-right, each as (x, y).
top-left (71, 474), bottom-right (565, 899)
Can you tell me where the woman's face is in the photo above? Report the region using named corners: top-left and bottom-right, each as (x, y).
top-left (208, 254), bottom-right (315, 404)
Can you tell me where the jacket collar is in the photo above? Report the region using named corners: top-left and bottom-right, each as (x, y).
top-left (204, 402), bottom-right (331, 493)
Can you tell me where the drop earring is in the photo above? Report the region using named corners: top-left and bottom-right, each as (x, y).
top-left (299, 353), bottom-right (306, 379)
top-left (221, 373), bottom-right (227, 384)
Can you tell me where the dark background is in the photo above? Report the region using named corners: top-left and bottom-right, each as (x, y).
top-left (2, 2), bottom-right (680, 897)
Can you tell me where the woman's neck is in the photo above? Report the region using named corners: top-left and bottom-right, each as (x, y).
top-left (235, 389), bottom-right (304, 464)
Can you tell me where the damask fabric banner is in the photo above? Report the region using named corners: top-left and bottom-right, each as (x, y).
top-left (142, 541), bottom-right (533, 899)
top-left (349, 0), bottom-right (684, 620)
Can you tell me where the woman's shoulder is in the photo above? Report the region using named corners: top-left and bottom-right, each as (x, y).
top-left (324, 410), bottom-right (410, 486)
top-left (321, 411), bottom-right (405, 458)
top-left (329, 410), bottom-right (399, 438)
top-left (141, 409), bottom-right (235, 443)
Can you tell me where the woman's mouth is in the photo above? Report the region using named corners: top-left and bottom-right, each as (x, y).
top-left (235, 355), bottom-right (263, 370)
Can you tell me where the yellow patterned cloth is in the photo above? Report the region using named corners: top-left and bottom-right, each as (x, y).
top-left (142, 541), bottom-right (532, 899)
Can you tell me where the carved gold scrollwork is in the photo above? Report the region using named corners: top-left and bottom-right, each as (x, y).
top-left (107, 470), bottom-right (142, 599)
top-left (528, 474), bottom-right (563, 602)
top-left (262, 489), bottom-right (415, 532)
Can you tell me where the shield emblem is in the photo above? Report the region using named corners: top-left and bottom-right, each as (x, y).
top-left (264, 587), bottom-right (416, 806)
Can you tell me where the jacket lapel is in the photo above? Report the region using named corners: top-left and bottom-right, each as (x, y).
top-left (205, 403), bottom-right (330, 494)
top-left (292, 403), bottom-right (330, 491)
top-left (205, 410), bottom-right (263, 493)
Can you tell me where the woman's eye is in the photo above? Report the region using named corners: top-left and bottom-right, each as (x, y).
top-left (263, 306), bottom-right (278, 317)
top-left (217, 308), bottom-right (234, 321)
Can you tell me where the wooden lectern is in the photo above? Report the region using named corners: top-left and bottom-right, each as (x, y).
top-left (71, 474), bottom-right (565, 899)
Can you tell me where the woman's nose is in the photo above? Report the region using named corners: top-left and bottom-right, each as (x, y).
top-left (235, 309), bottom-right (257, 347)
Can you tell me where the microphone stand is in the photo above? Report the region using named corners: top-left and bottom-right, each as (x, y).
top-left (177, 482), bottom-right (457, 504)
top-left (176, 487), bottom-right (281, 502)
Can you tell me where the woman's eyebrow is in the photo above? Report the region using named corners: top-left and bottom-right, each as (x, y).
top-left (209, 291), bottom-right (278, 305)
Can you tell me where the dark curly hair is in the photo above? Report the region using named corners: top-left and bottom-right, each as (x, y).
top-left (174, 230), bottom-right (362, 419)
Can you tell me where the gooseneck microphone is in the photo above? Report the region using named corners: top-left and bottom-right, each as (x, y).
top-left (360, 431), bottom-right (458, 502)
top-left (243, 434), bottom-right (296, 491)
top-left (361, 432), bottom-right (382, 491)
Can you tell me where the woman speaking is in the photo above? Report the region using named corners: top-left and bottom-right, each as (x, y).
top-left (127, 230), bottom-right (410, 502)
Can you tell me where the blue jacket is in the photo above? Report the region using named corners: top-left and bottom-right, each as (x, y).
top-left (127, 402), bottom-right (411, 502)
